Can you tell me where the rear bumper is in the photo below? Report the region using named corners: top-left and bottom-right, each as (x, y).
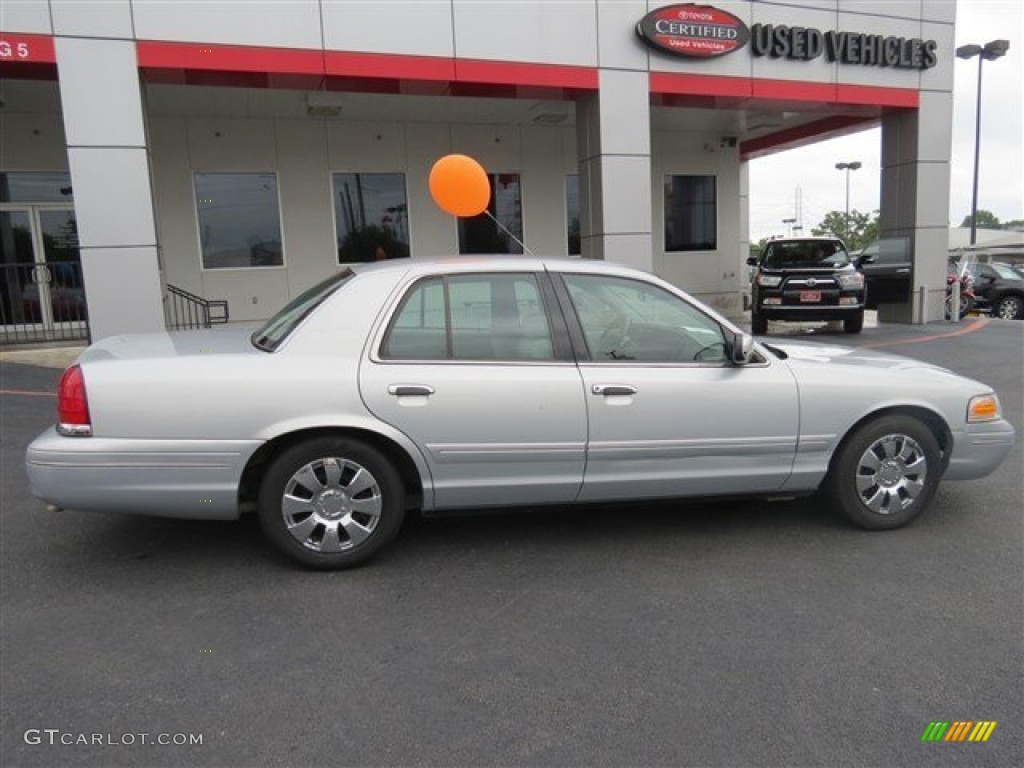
top-left (25, 428), bottom-right (263, 520)
top-left (944, 419), bottom-right (1016, 481)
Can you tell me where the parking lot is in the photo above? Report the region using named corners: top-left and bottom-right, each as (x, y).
top-left (2, 318), bottom-right (1022, 768)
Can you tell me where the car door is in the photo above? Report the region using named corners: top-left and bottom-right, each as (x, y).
top-left (555, 272), bottom-right (800, 502)
top-left (359, 270), bottom-right (587, 509)
top-left (859, 238), bottom-right (911, 306)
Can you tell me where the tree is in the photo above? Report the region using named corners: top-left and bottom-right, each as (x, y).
top-left (960, 209), bottom-right (1001, 229)
top-left (811, 209), bottom-right (879, 251)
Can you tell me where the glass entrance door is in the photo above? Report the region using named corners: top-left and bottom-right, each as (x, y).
top-left (0, 205), bottom-right (86, 343)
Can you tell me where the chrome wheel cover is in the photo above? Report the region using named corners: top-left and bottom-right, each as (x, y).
top-left (997, 299), bottom-right (1021, 320)
top-left (281, 457), bottom-right (382, 553)
top-left (854, 434), bottom-right (927, 515)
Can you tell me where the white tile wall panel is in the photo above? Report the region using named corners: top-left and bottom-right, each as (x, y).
top-left (599, 154), bottom-right (652, 235)
top-left (148, 117), bottom-right (203, 294)
top-left (200, 267), bottom-right (290, 323)
top-left (322, 0), bottom-right (455, 58)
top-left (602, 232), bottom-right (653, 271)
top-left (0, 0), bottom-right (52, 34)
top-left (918, 20), bottom-right (955, 93)
top-left (185, 119), bottom-right (277, 169)
top-left (914, 160), bottom-right (953, 229)
top-left (68, 147), bottom-right (157, 247)
top-left (327, 122), bottom-right (407, 171)
top-left (403, 122), bottom-right (458, 257)
top-left (598, 0), bottom-right (649, 70)
top-left (80, 247), bottom-right (165, 338)
top-left (448, 124), bottom-right (521, 171)
top-left (598, 69), bottom-right (651, 157)
top-left (275, 119), bottom-right (337, 296)
top-left (646, 0), bottom-right (754, 80)
top-left (838, 1), bottom-right (921, 22)
top-left (51, 0), bottom-right (134, 38)
top-left (914, 89), bottom-right (953, 162)
top-left (833, 13), bottom-right (921, 90)
top-left (452, 0), bottom-right (598, 67)
top-left (923, 0), bottom-right (956, 25)
top-left (56, 38), bottom-right (146, 147)
top-left (521, 125), bottom-right (569, 256)
top-left (749, 2), bottom-right (838, 85)
top-left (130, 0), bottom-right (322, 50)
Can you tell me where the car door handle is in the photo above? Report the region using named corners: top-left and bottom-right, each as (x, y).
top-left (591, 384), bottom-right (637, 396)
top-left (896, 268), bottom-right (911, 274)
top-left (387, 384), bottom-right (435, 397)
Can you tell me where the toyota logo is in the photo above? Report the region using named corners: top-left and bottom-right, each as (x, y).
top-left (806, 278), bottom-right (817, 287)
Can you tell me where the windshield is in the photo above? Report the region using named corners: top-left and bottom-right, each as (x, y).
top-left (251, 269), bottom-right (353, 351)
top-left (762, 241), bottom-right (849, 269)
top-left (991, 263), bottom-right (1023, 280)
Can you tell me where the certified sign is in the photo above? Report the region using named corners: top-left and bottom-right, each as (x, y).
top-left (636, 3), bottom-right (750, 59)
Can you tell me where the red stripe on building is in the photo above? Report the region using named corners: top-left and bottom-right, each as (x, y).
top-left (649, 72), bottom-right (752, 99)
top-left (837, 83), bottom-right (918, 108)
top-left (455, 59), bottom-right (598, 90)
top-left (0, 32), bottom-right (56, 64)
top-left (136, 40), bottom-right (325, 75)
top-left (325, 51), bottom-right (455, 82)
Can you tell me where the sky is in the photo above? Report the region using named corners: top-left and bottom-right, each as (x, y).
top-left (748, 0), bottom-right (1024, 242)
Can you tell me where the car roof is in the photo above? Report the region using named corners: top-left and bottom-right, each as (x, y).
top-left (766, 237), bottom-right (844, 245)
top-left (351, 256), bottom-right (652, 279)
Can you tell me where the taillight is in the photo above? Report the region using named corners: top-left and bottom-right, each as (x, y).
top-left (56, 364), bottom-right (92, 436)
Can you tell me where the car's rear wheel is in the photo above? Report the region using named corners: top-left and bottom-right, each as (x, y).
top-left (751, 311), bottom-right (768, 335)
top-left (824, 415), bottom-right (941, 530)
top-left (843, 312), bottom-right (864, 333)
top-left (258, 437), bottom-right (405, 569)
top-left (996, 295), bottom-right (1024, 320)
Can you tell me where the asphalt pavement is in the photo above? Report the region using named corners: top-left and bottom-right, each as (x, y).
top-left (1, 317), bottom-right (1022, 768)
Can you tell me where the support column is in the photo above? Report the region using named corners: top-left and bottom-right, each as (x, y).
top-left (576, 70), bottom-right (653, 270)
top-left (55, 36), bottom-right (164, 340)
top-left (878, 90), bottom-right (954, 324)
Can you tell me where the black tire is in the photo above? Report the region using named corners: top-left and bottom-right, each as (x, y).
top-left (996, 295), bottom-right (1024, 320)
top-left (823, 415), bottom-right (941, 530)
top-left (258, 437), bottom-right (405, 569)
top-left (751, 311), bottom-right (768, 335)
top-left (843, 312), bottom-right (864, 334)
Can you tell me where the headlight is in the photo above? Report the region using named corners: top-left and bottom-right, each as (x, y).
top-left (967, 394), bottom-right (1001, 422)
top-left (757, 274), bottom-right (782, 287)
top-left (837, 272), bottom-right (865, 289)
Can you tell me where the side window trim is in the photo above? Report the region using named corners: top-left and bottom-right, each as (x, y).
top-left (552, 271), bottom-right (733, 367)
top-left (379, 271), bottom-right (567, 363)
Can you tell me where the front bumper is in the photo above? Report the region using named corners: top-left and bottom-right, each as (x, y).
top-left (944, 419), bottom-right (1016, 481)
top-left (25, 428), bottom-right (263, 520)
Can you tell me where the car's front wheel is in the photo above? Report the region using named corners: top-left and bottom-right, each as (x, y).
top-left (843, 311), bottom-right (864, 334)
top-left (258, 437), bottom-right (405, 569)
top-left (996, 295), bottom-right (1024, 320)
top-left (823, 415), bottom-right (941, 530)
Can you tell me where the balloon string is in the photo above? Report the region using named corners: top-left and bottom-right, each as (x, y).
top-left (483, 210), bottom-right (535, 257)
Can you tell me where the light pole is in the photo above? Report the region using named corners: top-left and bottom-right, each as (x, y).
top-left (782, 217), bottom-right (796, 237)
top-left (957, 39), bottom-right (1010, 245)
top-left (835, 161), bottom-right (862, 243)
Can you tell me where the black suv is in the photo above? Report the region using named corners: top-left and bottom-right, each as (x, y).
top-left (969, 262), bottom-right (1024, 320)
top-left (747, 237), bottom-right (865, 334)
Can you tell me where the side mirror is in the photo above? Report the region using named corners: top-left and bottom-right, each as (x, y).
top-left (729, 331), bottom-right (755, 364)
top-left (745, 255), bottom-right (758, 266)
top-left (858, 253), bottom-right (875, 265)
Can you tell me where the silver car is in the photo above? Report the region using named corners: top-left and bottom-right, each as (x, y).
top-left (26, 258), bottom-right (1016, 569)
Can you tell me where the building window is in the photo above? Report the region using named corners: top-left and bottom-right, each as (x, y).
top-left (0, 172), bottom-right (73, 203)
top-left (458, 173), bottom-right (523, 254)
top-left (566, 174), bottom-right (581, 256)
top-left (664, 175), bottom-right (717, 252)
top-left (332, 173), bottom-right (410, 263)
top-left (195, 172), bottom-right (283, 269)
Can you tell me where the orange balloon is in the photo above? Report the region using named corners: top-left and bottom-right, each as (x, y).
top-left (429, 154), bottom-right (490, 217)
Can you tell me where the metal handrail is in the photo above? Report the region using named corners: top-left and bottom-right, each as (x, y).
top-left (165, 284), bottom-right (229, 330)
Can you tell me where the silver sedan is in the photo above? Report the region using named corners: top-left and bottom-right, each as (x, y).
top-left (26, 258), bottom-right (1016, 568)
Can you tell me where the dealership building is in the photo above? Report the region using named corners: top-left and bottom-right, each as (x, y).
top-left (1, 0), bottom-right (957, 342)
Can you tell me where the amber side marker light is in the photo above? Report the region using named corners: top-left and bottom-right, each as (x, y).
top-left (56, 364), bottom-right (92, 436)
top-left (967, 394), bottom-right (1000, 423)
